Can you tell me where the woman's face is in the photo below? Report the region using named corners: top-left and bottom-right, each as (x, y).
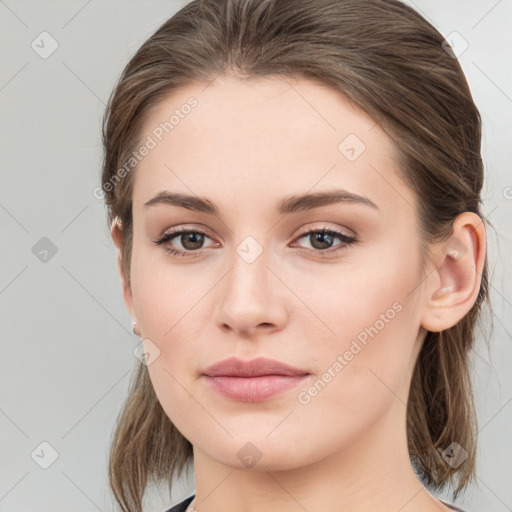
top-left (123, 75), bottom-right (431, 470)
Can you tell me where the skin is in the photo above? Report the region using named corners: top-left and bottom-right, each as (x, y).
top-left (111, 75), bottom-right (486, 512)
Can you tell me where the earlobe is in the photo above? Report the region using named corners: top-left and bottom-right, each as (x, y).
top-left (420, 212), bottom-right (486, 333)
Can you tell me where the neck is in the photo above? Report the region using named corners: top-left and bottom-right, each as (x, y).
top-left (189, 398), bottom-right (451, 512)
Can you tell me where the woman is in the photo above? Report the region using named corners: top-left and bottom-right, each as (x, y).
top-left (101, 1), bottom-right (489, 511)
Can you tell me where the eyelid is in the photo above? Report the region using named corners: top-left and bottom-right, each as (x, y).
top-left (156, 223), bottom-right (353, 242)
top-left (158, 224), bottom-right (216, 240)
top-left (154, 223), bottom-right (357, 257)
top-left (294, 223), bottom-right (355, 238)
top-left (155, 225), bottom-right (218, 246)
top-left (291, 225), bottom-right (357, 255)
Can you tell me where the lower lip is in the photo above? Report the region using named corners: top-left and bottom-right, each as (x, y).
top-left (203, 374), bottom-right (310, 402)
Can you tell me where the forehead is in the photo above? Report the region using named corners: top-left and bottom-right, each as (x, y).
top-left (132, 75), bottom-right (416, 217)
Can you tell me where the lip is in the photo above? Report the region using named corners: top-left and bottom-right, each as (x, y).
top-left (202, 356), bottom-right (309, 378)
top-left (203, 374), bottom-right (310, 402)
top-left (201, 357), bottom-right (311, 402)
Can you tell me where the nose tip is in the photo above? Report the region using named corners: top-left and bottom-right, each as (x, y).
top-left (214, 259), bottom-right (289, 338)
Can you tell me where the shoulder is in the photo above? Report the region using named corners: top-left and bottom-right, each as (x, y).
top-left (163, 494), bottom-right (195, 512)
top-left (438, 498), bottom-right (469, 512)
top-left (163, 495), bottom-right (468, 512)
top-left (165, 495), bottom-right (467, 512)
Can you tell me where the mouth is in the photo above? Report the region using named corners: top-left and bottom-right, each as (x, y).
top-left (201, 357), bottom-right (311, 402)
top-left (202, 374), bottom-right (310, 402)
top-left (202, 356), bottom-right (309, 378)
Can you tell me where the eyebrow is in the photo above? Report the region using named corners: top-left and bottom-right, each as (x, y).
top-left (143, 189), bottom-right (379, 215)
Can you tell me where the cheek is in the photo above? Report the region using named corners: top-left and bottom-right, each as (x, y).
top-left (294, 245), bottom-right (422, 400)
top-left (130, 243), bottom-right (212, 339)
top-left (130, 228), bottom-right (424, 456)
top-left (290, 273), bottom-right (419, 455)
top-left (130, 250), bottom-right (215, 430)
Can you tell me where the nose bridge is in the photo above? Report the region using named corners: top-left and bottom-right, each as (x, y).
top-left (214, 234), bottom-right (287, 334)
top-left (226, 235), bottom-right (270, 302)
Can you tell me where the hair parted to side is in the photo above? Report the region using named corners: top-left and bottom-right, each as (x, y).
top-left (101, 0), bottom-right (490, 510)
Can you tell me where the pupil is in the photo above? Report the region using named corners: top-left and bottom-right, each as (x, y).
top-left (182, 232), bottom-right (204, 249)
top-left (311, 232), bottom-right (332, 250)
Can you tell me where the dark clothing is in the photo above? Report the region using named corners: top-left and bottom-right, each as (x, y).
top-left (164, 494), bottom-right (194, 512)
top-left (164, 494), bottom-right (468, 511)
top-left (440, 498), bottom-right (469, 511)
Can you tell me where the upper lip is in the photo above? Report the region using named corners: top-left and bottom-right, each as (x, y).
top-left (202, 357), bottom-right (309, 377)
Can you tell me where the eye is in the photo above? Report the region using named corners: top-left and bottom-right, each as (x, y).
top-left (153, 227), bottom-right (217, 257)
top-left (292, 227), bottom-right (357, 257)
top-left (153, 225), bottom-right (357, 259)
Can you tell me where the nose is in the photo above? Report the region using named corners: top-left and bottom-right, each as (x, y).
top-left (213, 243), bottom-right (289, 338)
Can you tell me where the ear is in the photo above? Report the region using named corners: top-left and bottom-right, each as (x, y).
top-left (420, 212), bottom-right (486, 332)
top-left (111, 217), bottom-right (137, 322)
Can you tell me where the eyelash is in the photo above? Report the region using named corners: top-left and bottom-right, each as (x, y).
top-left (153, 226), bottom-right (357, 258)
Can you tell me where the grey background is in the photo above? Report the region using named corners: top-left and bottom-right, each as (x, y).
top-left (0, 1), bottom-right (510, 511)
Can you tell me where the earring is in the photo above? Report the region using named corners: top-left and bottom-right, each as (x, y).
top-left (132, 321), bottom-right (141, 337)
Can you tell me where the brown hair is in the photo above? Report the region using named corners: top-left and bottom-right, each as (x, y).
top-left (101, 0), bottom-right (490, 510)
